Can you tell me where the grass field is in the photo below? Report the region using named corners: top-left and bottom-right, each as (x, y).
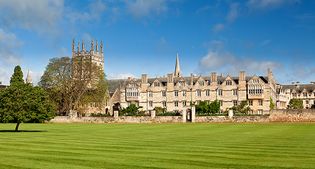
top-left (0, 123), bottom-right (315, 169)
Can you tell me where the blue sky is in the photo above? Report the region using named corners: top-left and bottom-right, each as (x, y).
top-left (0, 0), bottom-right (314, 85)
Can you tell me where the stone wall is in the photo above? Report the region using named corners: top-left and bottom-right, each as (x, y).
top-left (195, 116), bottom-right (269, 123)
top-left (270, 109), bottom-right (315, 122)
top-left (50, 116), bottom-right (183, 123)
top-left (50, 115), bottom-right (268, 123)
top-left (50, 109), bottom-right (315, 123)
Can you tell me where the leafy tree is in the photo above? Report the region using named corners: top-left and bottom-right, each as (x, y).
top-left (270, 97), bottom-right (275, 110)
top-left (208, 100), bottom-right (220, 114)
top-left (39, 57), bottom-right (72, 114)
top-left (287, 99), bottom-right (303, 109)
top-left (0, 66), bottom-right (56, 131)
top-left (196, 101), bottom-right (209, 115)
top-left (39, 57), bottom-right (108, 115)
top-left (231, 100), bottom-right (251, 114)
top-left (10, 65), bottom-right (24, 86)
top-left (196, 100), bottom-right (220, 115)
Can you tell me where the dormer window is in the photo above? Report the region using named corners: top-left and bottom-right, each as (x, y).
top-left (154, 82), bottom-right (160, 87)
top-left (226, 80), bottom-right (232, 85)
top-left (199, 81), bottom-right (204, 86)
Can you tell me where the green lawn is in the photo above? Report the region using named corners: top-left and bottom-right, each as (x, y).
top-left (0, 123), bottom-right (315, 169)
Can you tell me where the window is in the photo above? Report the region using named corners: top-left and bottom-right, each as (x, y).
top-left (182, 90), bottom-right (186, 97)
top-left (149, 101), bottom-right (153, 107)
top-left (249, 100), bottom-right (253, 106)
top-left (183, 101), bottom-right (186, 107)
top-left (233, 100), bottom-right (238, 106)
top-left (196, 90), bottom-right (201, 97)
top-left (162, 90), bottom-right (166, 97)
top-left (219, 100), bottom-right (223, 106)
top-left (174, 90), bottom-right (178, 97)
top-left (257, 109), bottom-right (263, 115)
top-left (306, 100), bottom-right (309, 104)
top-left (218, 89), bottom-right (223, 96)
top-left (303, 93), bottom-right (307, 97)
top-left (226, 80), bottom-right (232, 85)
top-left (259, 100), bottom-right (263, 106)
top-left (162, 101), bottom-right (166, 108)
top-left (206, 90), bottom-right (210, 96)
top-left (199, 81), bottom-right (204, 86)
top-left (154, 82), bottom-right (160, 87)
top-left (293, 93), bottom-right (297, 97)
top-left (148, 91), bottom-right (153, 97)
top-left (233, 89), bottom-right (238, 96)
top-left (174, 101), bottom-right (178, 107)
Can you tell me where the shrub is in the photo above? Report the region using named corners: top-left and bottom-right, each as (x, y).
top-left (156, 111), bottom-right (181, 116)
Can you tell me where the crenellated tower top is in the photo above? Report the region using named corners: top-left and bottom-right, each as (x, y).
top-left (72, 38), bottom-right (105, 71)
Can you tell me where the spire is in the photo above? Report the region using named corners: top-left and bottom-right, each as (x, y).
top-left (77, 42), bottom-right (80, 52)
top-left (81, 40), bottom-right (85, 52)
top-left (72, 39), bottom-right (75, 53)
top-left (26, 70), bottom-right (32, 84)
top-left (174, 53), bottom-right (181, 77)
top-left (96, 40), bottom-right (98, 52)
top-left (100, 40), bottom-right (103, 53)
top-left (91, 40), bottom-right (94, 51)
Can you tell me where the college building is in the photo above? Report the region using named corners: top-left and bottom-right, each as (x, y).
top-left (108, 54), bottom-right (283, 115)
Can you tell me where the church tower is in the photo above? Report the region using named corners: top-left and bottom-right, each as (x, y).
top-left (71, 39), bottom-right (105, 87)
top-left (174, 53), bottom-right (181, 77)
top-left (72, 39), bottom-right (104, 71)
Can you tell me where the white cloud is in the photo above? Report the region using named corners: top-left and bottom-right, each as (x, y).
top-left (66, 0), bottom-right (106, 23)
top-left (107, 73), bottom-right (136, 80)
top-left (0, 29), bottom-right (22, 65)
top-left (199, 50), bottom-right (280, 76)
top-left (126, 0), bottom-right (167, 18)
top-left (0, 29), bottom-right (23, 85)
top-left (227, 3), bottom-right (240, 23)
top-left (247, 0), bottom-right (299, 9)
top-left (0, 0), bottom-right (64, 34)
top-left (212, 23), bottom-right (225, 32)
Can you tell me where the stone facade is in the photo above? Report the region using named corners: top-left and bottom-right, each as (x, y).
top-left (109, 55), bottom-right (277, 115)
top-left (276, 83), bottom-right (315, 109)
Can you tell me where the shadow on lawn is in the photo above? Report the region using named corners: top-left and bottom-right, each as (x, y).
top-left (0, 130), bottom-right (47, 132)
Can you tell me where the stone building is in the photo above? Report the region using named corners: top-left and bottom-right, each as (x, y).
top-left (276, 83), bottom-right (315, 109)
top-left (108, 54), bottom-right (277, 115)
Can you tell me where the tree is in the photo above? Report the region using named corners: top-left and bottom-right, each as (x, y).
top-left (208, 100), bottom-right (220, 114)
top-left (270, 97), bottom-right (275, 110)
top-left (231, 100), bottom-right (251, 114)
top-left (39, 57), bottom-right (108, 115)
top-left (10, 65), bottom-right (24, 86)
top-left (195, 100), bottom-right (220, 115)
top-left (39, 57), bottom-right (72, 114)
top-left (0, 66), bottom-right (56, 131)
top-left (287, 99), bottom-right (303, 109)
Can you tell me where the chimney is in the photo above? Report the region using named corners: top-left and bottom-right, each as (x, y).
top-left (141, 74), bottom-right (148, 84)
top-left (211, 72), bottom-right (217, 83)
top-left (239, 71), bottom-right (245, 81)
top-left (167, 73), bottom-right (174, 83)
